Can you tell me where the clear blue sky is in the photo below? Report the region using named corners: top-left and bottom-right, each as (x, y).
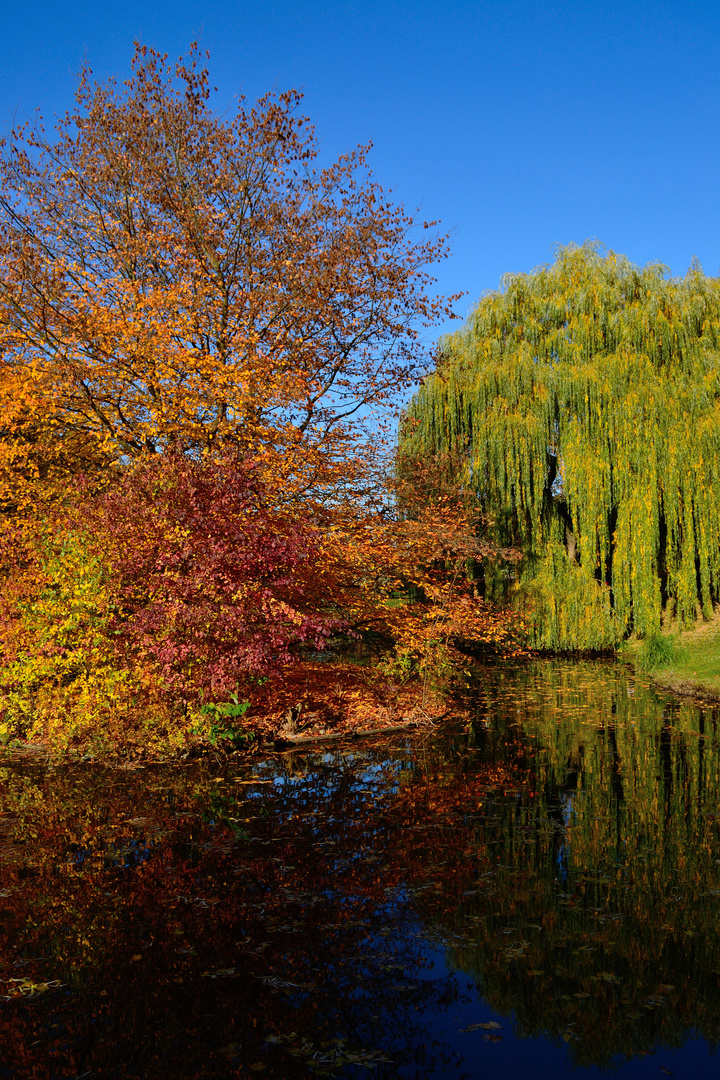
top-left (2, 0), bottom-right (719, 342)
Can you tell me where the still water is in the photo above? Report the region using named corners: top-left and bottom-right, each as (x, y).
top-left (1, 660), bottom-right (720, 1078)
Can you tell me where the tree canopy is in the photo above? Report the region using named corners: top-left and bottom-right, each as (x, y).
top-left (0, 43), bottom-right (452, 502)
top-left (401, 242), bottom-right (720, 648)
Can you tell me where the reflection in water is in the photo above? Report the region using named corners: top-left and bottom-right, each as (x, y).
top-left (1, 661), bottom-right (720, 1077)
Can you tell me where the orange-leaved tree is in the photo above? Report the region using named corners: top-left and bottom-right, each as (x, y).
top-left (0, 363), bottom-right (113, 522)
top-left (307, 467), bottom-right (526, 693)
top-left (0, 43), bottom-right (454, 502)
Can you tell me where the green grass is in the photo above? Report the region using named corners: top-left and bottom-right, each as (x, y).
top-left (661, 633), bottom-right (720, 686)
top-left (635, 631), bottom-right (682, 672)
top-left (624, 614), bottom-right (720, 700)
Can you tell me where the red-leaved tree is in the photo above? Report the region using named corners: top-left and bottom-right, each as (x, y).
top-left (90, 451), bottom-right (339, 702)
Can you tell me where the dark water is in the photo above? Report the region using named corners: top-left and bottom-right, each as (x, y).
top-left (2, 661), bottom-right (720, 1078)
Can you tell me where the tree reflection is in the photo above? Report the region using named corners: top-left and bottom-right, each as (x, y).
top-left (423, 662), bottom-right (720, 1068)
top-left (1, 662), bottom-right (720, 1076)
top-left (0, 751), bottom-right (485, 1077)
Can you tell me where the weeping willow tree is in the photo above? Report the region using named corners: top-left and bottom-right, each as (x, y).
top-left (401, 242), bottom-right (720, 649)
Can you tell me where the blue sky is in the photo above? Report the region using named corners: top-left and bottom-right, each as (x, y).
top-left (2, 0), bottom-right (719, 345)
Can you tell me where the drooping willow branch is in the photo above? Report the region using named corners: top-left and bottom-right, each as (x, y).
top-left (401, 242), bottom-right (720, 648)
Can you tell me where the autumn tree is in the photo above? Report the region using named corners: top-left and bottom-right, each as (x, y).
top-left (401, 242), bottom-right (720, 649)
top-left (0, 43), bottom-right (453, 502)
top-left (0, 46), bottom-right (527, 754)
top-left (87, 450), bottom-right (338, 699)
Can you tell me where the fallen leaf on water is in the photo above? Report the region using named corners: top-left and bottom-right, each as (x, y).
top-left (458, 1021), bottom-right (503, 1033)
top-left (2, 979), bottom-right (65, 1000)
top-left (482, 1034), bottom-right (502, 1043)
top-left (257, 975), bottom-right (300, 991)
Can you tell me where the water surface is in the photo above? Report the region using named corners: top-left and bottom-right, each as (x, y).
top-left (1, 660), bottom-right (720, 1077)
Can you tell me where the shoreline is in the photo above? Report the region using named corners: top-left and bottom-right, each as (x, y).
top-left (648, 671), bottom-right (720, 707)
top-left (621, 610), bottom-right (720, 707)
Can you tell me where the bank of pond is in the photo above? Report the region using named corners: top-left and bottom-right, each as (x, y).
top-left (1, 659), bottom-right (720, 1078)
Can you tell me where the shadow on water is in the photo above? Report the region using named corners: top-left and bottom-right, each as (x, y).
top-left (1, 660), bottom-right (720, 1077)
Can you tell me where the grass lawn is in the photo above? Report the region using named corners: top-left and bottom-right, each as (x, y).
top-left (623, 609), bottom-right (720, 701)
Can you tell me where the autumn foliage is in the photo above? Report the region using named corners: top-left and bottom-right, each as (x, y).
top-left (0, 43), bottom-right (452, 486)
top-left (88, 451), bottom-right (339, 696)
top-left (0, 45), bottom-right (524, 755)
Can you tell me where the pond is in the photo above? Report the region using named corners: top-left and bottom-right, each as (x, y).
top-left (1, 660), bottom-right (720, 1078)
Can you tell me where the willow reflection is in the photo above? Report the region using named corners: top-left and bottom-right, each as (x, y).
top-left (430, 662), bottom-right (720, 1067)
